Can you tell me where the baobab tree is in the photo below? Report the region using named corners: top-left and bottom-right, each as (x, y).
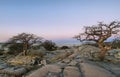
top-left (6, 33), bottom-right (43, 55)
top-left (74, 21), bottom-right (120, 60)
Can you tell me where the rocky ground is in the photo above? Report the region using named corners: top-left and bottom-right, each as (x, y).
top-left (25, 58), bottom-right (120, 77)
top-left (0, 45), bottom-right (120, 77)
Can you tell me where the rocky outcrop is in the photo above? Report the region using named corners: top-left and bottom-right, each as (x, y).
top-left (6, 47), bottom-right (48, 65)
top-left (0, 45), bottom-right (120, 77)
top-left (74, 45), bottom-right (100, 60)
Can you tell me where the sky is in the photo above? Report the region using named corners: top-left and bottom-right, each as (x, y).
top-left (0, 0), bottom-right (120, 42)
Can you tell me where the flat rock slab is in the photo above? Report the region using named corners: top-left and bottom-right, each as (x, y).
top-left (81, 62), bottom-right (116, 77)
top-left (68, 60), bottom-right (77, 66)
top-left (25, 65), bottom-right (61, 77)
top-left (95, 62), bottom-right (120, 77)
top-left (64, 66), bottom-right (80, 77)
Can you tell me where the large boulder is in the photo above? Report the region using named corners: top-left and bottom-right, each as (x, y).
top-left (76, 45), bottom-right (101, 60)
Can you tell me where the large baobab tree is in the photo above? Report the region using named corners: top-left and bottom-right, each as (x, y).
top-left (6, 33), bottom-right (43, 55)
top-left (74, 21), bottom-right (120, 60)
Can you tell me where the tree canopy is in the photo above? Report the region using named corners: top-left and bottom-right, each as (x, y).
top-left (6, 33), bottom-right (43, 55)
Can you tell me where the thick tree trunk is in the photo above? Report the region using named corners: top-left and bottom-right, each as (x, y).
top-left (98, 42), bottom-right (111, 61)
top-left (23, 43), bottom-right (28, 56)
top-left (99, 50), bottom-right (107, 61)
top-left (98, 42), bottom-right (107, 61)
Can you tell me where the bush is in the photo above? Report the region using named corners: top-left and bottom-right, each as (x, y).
top-left (41, 40), bottom-right (57, 51)
top-left (60, 46), bottom-right (70, 49)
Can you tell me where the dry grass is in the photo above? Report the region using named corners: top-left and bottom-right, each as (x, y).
top-left (7, 56), bottom-right (39, 65)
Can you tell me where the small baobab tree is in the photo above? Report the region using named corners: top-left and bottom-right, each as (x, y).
top-left (6, 33), bottom-right (43, 55)
top-left (74, 21), bottom-right (120, 60)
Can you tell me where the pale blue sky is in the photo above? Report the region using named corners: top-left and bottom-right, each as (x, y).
top-left (0, 0), bottom-right (120, 42)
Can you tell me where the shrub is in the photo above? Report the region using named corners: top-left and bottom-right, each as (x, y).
top-left (60, 46), bottom-right (70, 49)
top-left (41, 40), bottom-right (57, 51)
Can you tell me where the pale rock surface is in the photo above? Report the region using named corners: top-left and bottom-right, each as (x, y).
top-left (80, 61), bottom-right (115, 77)
top-left (64, 66), bottom-right (80, 77)
top-left (25, 65), bottom-right (61, 77)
